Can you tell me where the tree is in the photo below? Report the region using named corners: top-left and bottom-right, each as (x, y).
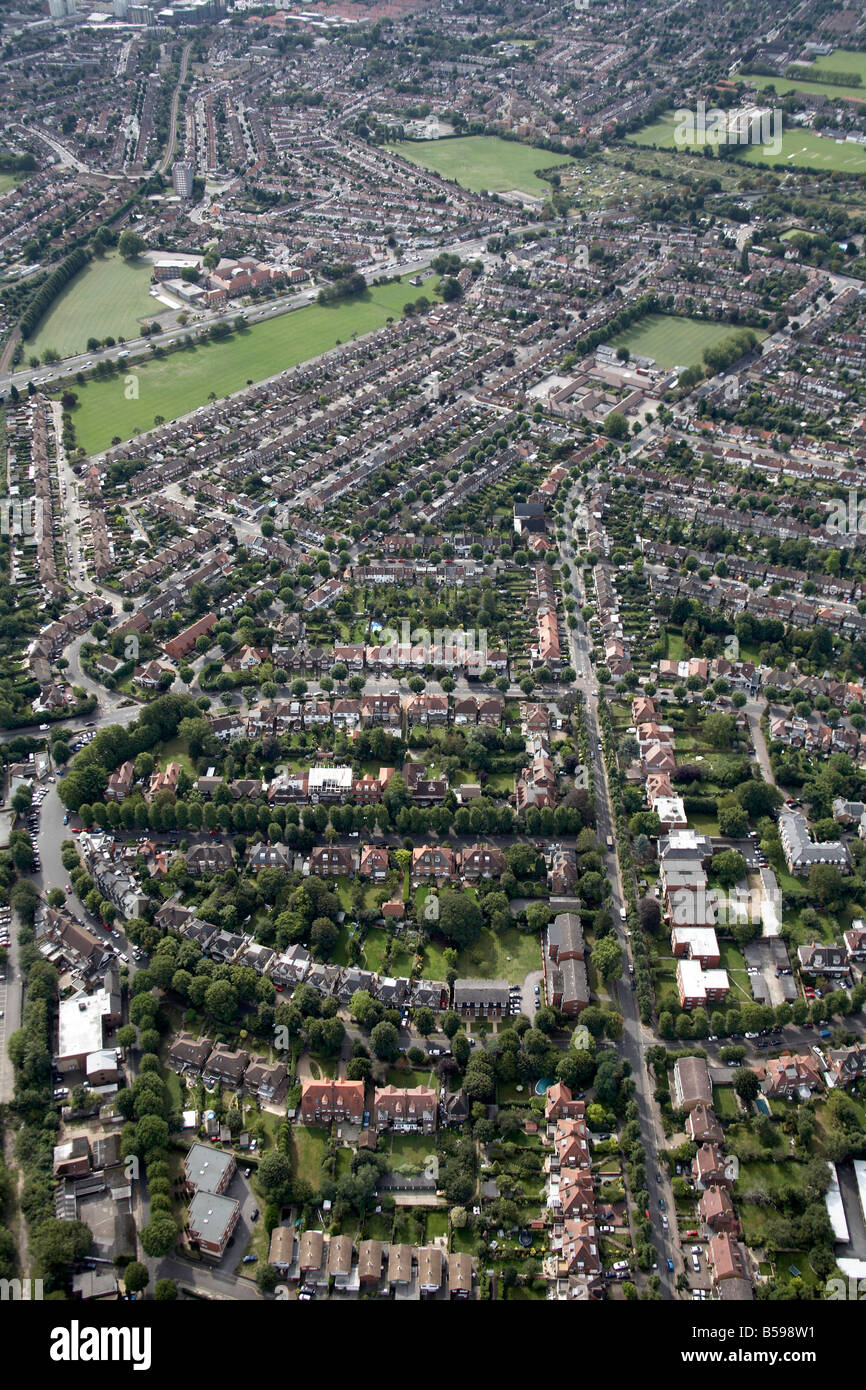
top-left (256, 1264), bottom-right (282, 1293)
top-left (138, 1216), bottom-right (178, 1258)
top-left (257, 1150), bottom-right (294, 1206)
top-left (733, 1066), bottom-right (759, 1103)
top-left (371, 1021), bottom-right (400, 1061)
top-left (119, 229), bottom-right (147, 260)
top-left (124, 1261), bottom-right (150, 1295)
top-left (30, 1217), bottom-right (92, 1271)
top-left (593, 935), bottom-right (623, 984)
top-left (712, 849), bottom-right (746, 888)
top-left (153, 1278), bottom-right (178, 1300)
top-left (438, 890), bottom-right (482, 949)
top-left (702, 712), bottom-right (736, 748)
top-left (735, 780), bottom-right (782, 819)
top-left (718, 805), bottom-right (749, 838)
top-left (414, 1007), bottom-right (434, 1036)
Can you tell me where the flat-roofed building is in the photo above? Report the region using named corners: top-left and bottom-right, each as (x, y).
top-left (187, 1190), bottom-right (240, 1259)
top-left (184, 1143), bottom-right (236, 1196)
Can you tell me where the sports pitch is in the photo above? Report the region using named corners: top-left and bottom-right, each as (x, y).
top-left (28, 252), bottom-right (159, 360)
top-left (627, 113), bottom-right (866, 172)
top-left (66, 274), bottom-right (438, 456)
top-left (385, 134), bottom-right (573, 194)
top-left (736, 48), bottom-right (866, 104)
top-left (608, 314), bottom-right (763, 369)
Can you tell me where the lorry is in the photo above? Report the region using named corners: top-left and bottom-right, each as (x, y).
top-left (606, 835), bottom-right (614, 850)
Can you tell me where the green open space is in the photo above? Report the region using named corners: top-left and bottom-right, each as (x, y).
top-left (736, 49), bottom-right (866, 104)
top-left (29, 252), bottom-right (159, 360)
top-left (157, 736), bottom-right (196, 775)
top-left (455, 923), bottom-right (541, 984)
top-left (609, 313), bottom-right (763, 369)
top-left (385, 134), bottom-right (573, 194)
top-left (289, 1125), bottom-right (329, 1192)
top-left (629, 110), bottom-right (866, 171)
top-left (65, 274), bottom-right (438, 455)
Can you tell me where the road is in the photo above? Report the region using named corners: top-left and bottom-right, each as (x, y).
top-left (0, 232), bottom-right (493, 400)
top-left (159, 42), bottom-right (193, 176)
top-left (746, 698), bottom-right (775, 786)
top-left (562, 481), bottom-right (680, 1298)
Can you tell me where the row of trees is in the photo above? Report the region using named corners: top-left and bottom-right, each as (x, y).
top-left (20, 246), bottom-right (89, 339)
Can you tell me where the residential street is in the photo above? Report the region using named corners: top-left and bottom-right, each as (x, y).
top-left (564, 481), bottom-right (679, 1298)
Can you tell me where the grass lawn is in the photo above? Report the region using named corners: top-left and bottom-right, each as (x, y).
top-left (361, 927), bottom-right (389, 973)
top-left (385, 134), bottom-right (574, 194)
top-left (629, 108), bottom-right (866, 170)
top-left (29, 252), bottom-right (158, 360)
top-left (385, 1131), bottom-right (438, 1165)
top-left (718, 940), bottom-right (751, 999)
top-left (734, 50), bottom-right (866, 104)
top-left (609, 313), bottom-right (763, 369)
top-left (652, 954), bottom-right (681, 1013)
top-left (164, 1066), bottom-right (184, 1112)
top-left (734, 1159), bottom-right (810, 1199)
top-left (157, 736), bottom-right (195, 774)
top-left (289, 1125), bottom-right (329, 1193)
top-left (712, 1085), bottom-right (740, 1121)
top-left (386, 1065), bottom-right (437, 1089)
top-left (424, 1209), bottom-right (449, 1239)
top-left (66, 274), bottom-right (438, 455)
top-left (421, 936), bottom-right (453, 981)
top-left (362, 1212), bottom-right (393, 1241)
top-left (455, 923), bottom-right (541, 984)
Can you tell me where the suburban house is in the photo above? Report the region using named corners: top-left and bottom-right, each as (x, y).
top-left (169, 1035), bottom-right (213, 1076)
top-left (797, 942), bottom-right (849, 977)
top-left (699, 1185), bottom-right (741, 1234)
top-left (299, 1078), bottom-right (364, 1126)
top-left (202, 1047), bottom-right (249, 1090)
top-left (544, 913), bottom-right (589, 1018)
top-left (373, 1085), bottom-right (437, 1133)
top-left (453, 979), bottom-right (509, 1018)
top-left (672, 1056), bottom-right (713, 1112)
top-left (754, 1053), bottom-right (823, 1099)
